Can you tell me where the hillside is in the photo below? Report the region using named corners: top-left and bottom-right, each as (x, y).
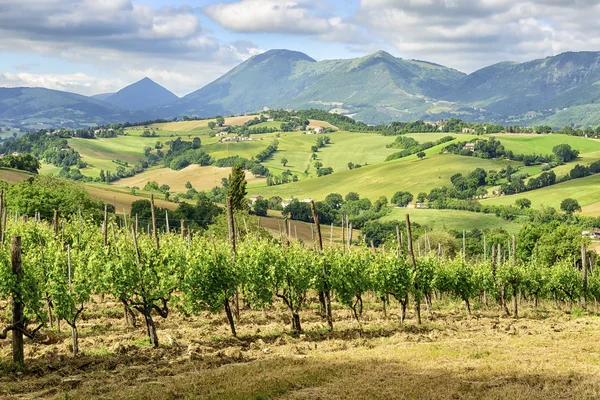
top-left (105, 77), bottom-right (178, 111)
top-left (446, 52), bottom-right (600, 124)
top-left (155, 49), bottom-right (466, 124)
top-left (0, 87), bottom-right (146, 129)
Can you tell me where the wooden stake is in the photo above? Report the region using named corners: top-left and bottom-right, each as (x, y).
top-left (582, 243), bottom-right (588, 309)
top-left (165, 210), bottom-right (170, 233)
top-left (53, 209), bottom-right (59, 238)
top-left (226, 197), bottom-right (239, 321)
top-left (310, 200), bottom-right (332, 331)
top-left (11, 236), bottom-right (24, 367)
top-left (405, 214), bottom-right (421, 324)
top-left (181, 219), bottom-right (185, 240)
top-left (150, 194), bottom-right (159, 250)
top-left (102, 204), bottom-right (108, 247)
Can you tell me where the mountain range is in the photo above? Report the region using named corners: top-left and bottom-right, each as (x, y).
top-left (3, 50), bottom-right (600, 129)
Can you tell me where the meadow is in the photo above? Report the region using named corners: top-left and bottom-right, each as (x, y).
top-left (382, 207), bottom-right (521, 233)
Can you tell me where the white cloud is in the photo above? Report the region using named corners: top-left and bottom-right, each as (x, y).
top-left (356, 0), bottom-right (600, 71)
top-left (0, 72), bottom-right (126, 96)
top-left (0, 0), bottom-right (262, 95)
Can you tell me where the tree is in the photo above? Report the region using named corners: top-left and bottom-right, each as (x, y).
top-left (253, 199), bottom-right (268, 216)
top-left (159, 184), bottom-right (170, 192)
top-left (560, 198), bottom-right (581, 215)
top-left (311, 153), bottom-right (317, 160)
top-left (185, 181), bottom-right (193, 190)
top-left (416, 192), bottom-right (427, 203)
top-left (391, 191), bottom-right (414, 207)
top-left (515, 198), bottom-right (532, 209)
top-left (208, 121), bottom-right (216, 130)
top-left (552, 144), bottom-right (579, 163)
top-left (227, 165), bottom-right (247, 211)
top-left (314, 161), bottom-right (323, 170)
top-left (281, 157), bottom-right (288, 167)
top-left (345, 192), bottom-right (360, 201)
top-left (324, 193), bottom-right (344, 210)
top-left (416, 151), bottom-right (426, 160)
top-left (347, 162), bottom-right (355, 170)
top-left (216, 116), bottom-right (225, 127)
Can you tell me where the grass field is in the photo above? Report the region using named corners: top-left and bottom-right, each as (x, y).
top-left (113, 165), bottom-right (265, 193)
top-left (0, 168), bottom-right (32, 183)
top-left (251, 152), bottom-right (512, 201)
top-left (490, 133), bottom-right (600, 155)
top-left (382, 208), bottom-right (521, 233)
top-left (483, 173), bottom-right (600, 215)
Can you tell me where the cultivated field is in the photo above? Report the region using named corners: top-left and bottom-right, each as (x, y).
top-left (483, 173), bottom-right (600, 214)
top-left (2, 297), bottom-right (600, 399)
top-left (250, 152), bottom-right (512, 201)
top-left (113, 165), bottom-right (265, 193)
top-left (382, 208), bottom-right (521, 233)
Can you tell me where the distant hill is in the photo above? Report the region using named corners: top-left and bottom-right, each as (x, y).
top-left (105, 77), bottom-right (178, 111)
top-left (91, 93), bottom-right (115, 101)
top-left (445, 52), bottom-right (600, 124)
top-left (156, 49), bottom-right (466, 124)
top-left (6, 50), bottom-right (600, 127)
top-left (0, 87), bottom-right (146, 129)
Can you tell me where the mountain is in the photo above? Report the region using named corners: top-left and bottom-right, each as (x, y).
top-left (5, 50), bottom-right (600, 128)
top-left (91, 93), bottom-right (115, 101)
top-left (446, 52), bottom-right (600, 124)
top-left (105, 77), bottom-right (178, 111)
top-left (0, 87), bottom-right (146, 129)
top-left (155, 49), bottom-right (466, 124)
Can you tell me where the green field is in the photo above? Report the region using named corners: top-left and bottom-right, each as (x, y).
top-left (381, 207), bottom-right (521, 233)
top-left (490, 133), bottom-right (600, 155)
top-left (250, 152), bottom-right (512, 200)
top-left (483, 173), bottom-right (600, 215)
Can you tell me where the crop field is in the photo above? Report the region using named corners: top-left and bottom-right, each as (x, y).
top-left (3, 297), bottom-right (600, 400)
top-left (490, 133), bottom-right (600, 155)
top-left (251, 152), bottom-right (512, 201)
top-left (83, 184), bottom-right (176, 212)
top-left (0, 168), bottom-right (32, 183)
top-left (482, 173), bottom-right (600, 214)
top-left (112, 165), bottom-right (265, 193)
top-left (381, 208), bottom-right (521, 233)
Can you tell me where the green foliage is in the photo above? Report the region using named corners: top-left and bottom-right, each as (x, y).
top-left (560, 198), bottom-right (581, 215)
top-left (227, 165), bottom-right (248, 211)
top-left (391, 191), bottom-right (414, 207)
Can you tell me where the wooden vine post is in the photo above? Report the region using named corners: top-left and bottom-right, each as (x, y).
top-left (11, 236), bottom-right (24, 367)
top-left (582, 243), bottom-right (588, 309)
top-left (102, 204), bottom-right (108, 247)
top-left (512, 235), bottom-right (518, 318)
top-left (405, 214), bottom-right (421, 324)
top-left (150, 194), bottom-right (159, 250)
top-left (311, 200), bottom-right (333, 331)
top-left (181, 219), bottom-right (185, 241)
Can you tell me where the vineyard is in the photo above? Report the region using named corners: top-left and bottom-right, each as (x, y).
top-left (1, 196), bottom-right (599, 398)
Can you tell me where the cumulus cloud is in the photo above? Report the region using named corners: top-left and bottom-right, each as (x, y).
top-left (0, 71), bottom-right (126, 96)
top-left (0, 0), bottom-right (262, 95)
top-left (204, 0), bottom-right (366, 43)
top-left (357, 0), bottom-right (600, 71)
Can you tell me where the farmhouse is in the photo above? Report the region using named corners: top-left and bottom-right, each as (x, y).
top-left (249, 195), bottom-right (264, 204)
top-left (314, 127), bottom-right (324, 134)
top-left (463, 142), bottom-right (476, 152)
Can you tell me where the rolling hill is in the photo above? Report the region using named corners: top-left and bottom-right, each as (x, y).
top-left (6, 50), bottom-right (600, 127)
top-left (0, 87), bottom-right (146, 129)
top-left (154, 49), bottom-right (466, 123)
top-left (104, 77), bottom-right (178, 111)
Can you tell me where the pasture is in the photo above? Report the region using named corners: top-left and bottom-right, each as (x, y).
top-left (113, 165), bottom-right (265, 193)
top-left (483, 173), bottom-right (600, 215)
top-left (250, 152), bottom-right (513, 201)
top-left (381, 208), bottom-right (521, 233)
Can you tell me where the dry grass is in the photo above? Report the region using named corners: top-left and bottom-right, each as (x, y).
top-left (112, 165), bottom-right (265, 193)
top-left (148, 116), bottom-right (258, 132)
top-left (307, 120), bottom-right (338, 130)
top-left (2, 296), bottom-right (600, 400)
top-left (0, 168), bottom-right (32, 183)
top-left (83, 184), bottom-right (177, 212)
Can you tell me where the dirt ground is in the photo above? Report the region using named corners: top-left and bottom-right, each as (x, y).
top-left (2, 297), bottom-right (600, 399)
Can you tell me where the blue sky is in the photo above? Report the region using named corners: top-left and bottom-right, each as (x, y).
top-left (1, 0), bottom-right (599, 96)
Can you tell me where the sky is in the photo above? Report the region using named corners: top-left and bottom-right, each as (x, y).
top-left (1, 0), bottom-right (599, 97)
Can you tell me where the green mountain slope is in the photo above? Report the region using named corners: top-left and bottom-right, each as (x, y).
top-left (105, 77), bottom-right (178, 111)
top-left (447, 52), bottom-right (600, 124)
top-left (157, 50), bottom-right (466, 124)
top-left (0, 87), bottom-right (146, 129)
